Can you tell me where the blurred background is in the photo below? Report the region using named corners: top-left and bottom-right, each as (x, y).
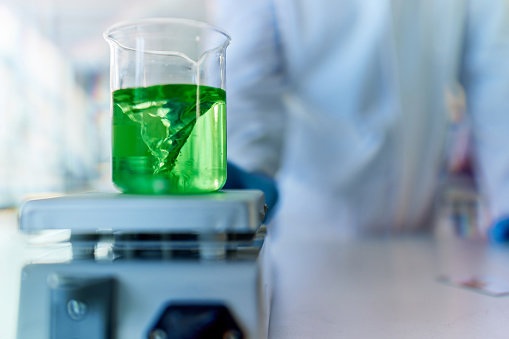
top-left (0, 0), bottom-right (209, 208)
top-left (0, 1), bottom-right (490, 338)
top-left (0, 0), bottom-right (483, 228)
top-left (0, 0), bottom-right (486, 243)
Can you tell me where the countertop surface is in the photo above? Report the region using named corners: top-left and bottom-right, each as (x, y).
top-left (2, 209), bottom-right (509, 338)
top-left (267, 232), bottom-right (509, 338)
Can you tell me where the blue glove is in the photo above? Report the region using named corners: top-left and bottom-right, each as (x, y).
top-left (223, 162), bottom-right (278, 222)
top-left (488, 218), bottom-right (509, 243)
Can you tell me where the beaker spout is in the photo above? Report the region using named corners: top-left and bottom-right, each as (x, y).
top-left (103, 18), bottom-right (230, 64)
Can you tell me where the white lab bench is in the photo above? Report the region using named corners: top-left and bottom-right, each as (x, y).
top-left (267, 232), bottom-right (509, 338)
top-left (2, 209), bottom-right (509, 338)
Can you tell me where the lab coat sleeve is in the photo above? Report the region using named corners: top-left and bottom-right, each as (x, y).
top-left (460, 0), bottom-right (509, 222)
top-left (212, 0), bottom-right (287, 177)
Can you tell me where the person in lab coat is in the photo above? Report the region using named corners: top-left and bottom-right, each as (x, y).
top-left (216, 0), bottom-right (509, 240)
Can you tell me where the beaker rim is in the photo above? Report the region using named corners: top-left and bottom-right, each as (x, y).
top-left (103, 17), bottom-right (231, 46)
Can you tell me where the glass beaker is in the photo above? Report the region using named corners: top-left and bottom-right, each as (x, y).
top-left (104, 18), bottom-right (230, 194)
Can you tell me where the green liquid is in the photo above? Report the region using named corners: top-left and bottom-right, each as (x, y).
top-left (112, 84), bottom-right (226, 194)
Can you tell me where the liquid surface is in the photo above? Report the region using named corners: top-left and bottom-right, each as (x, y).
top-left (112, 84), bottom-right (226, 194)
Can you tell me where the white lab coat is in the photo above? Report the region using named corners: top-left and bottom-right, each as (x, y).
top-left (214, 0), bottom-right (509, 238)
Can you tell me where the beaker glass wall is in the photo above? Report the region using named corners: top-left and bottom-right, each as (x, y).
top-left (104, 18), bottom-right (230, 194)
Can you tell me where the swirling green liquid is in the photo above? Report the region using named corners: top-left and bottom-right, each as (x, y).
top-left (112, 84), bottom-right (226, 194)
